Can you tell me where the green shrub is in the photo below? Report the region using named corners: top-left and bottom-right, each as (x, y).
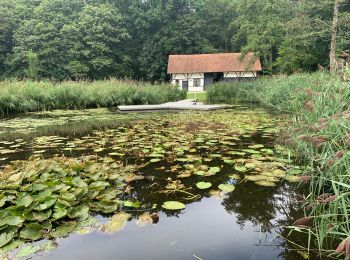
top-left (206, 82), bottom-right (237, 103)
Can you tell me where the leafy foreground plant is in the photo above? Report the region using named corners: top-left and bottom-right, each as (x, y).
top-left (0, 156), bottom-right (139, 255)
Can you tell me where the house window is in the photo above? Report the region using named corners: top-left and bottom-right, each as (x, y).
top-left (175, 79), bottom-right (179, 86)
top-left (193, 79), bottom-right (201, 87)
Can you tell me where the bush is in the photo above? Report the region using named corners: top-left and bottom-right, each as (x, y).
top-left (206, 82), bottom-right (237, 104)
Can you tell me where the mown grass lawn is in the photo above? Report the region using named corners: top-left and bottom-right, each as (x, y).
top-left (186, 92), bottom-right (207, 102)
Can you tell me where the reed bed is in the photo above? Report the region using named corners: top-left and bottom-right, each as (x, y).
top-left (0, 79), bottom-right (186, 114)
top-left (208, 72), bottom-right (350, 258)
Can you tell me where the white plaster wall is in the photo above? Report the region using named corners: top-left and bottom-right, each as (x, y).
top-left (224, 71), bottom-right (256, 78)
top-left (171, 79), bottom-right (183, 87)
top-left (171, 73), bottom-right (203, 80)
top-left (171, 73), bottom-right (204, 91)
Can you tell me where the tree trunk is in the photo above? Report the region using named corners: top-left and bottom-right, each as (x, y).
top-left (329, 0), bottom-right (339, 72)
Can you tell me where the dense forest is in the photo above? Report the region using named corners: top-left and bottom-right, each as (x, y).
top-left (0, 0), bottom-right (349, 81)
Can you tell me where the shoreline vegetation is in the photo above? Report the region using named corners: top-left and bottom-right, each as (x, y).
top-left (1, 73), bottom-right (350, 257)
top-left (209, 72), bottom-right (350, 258)
top-left (0, 79), bottom-right (186, 115)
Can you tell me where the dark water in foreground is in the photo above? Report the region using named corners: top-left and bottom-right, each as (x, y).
top-left (0, 108), bottom-right (329, 260)
top-left (46, 183), bottom-right (306, 260)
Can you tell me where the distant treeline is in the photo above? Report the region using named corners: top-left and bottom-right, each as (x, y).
top-left (0, 0), bottom-right (349, 81)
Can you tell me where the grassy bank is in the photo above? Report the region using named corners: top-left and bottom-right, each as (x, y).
top-left (209, 73), bottom-right (350, 258)
top-left (0, 79), bottom-right (186, 114)
top-left (186, 92), bottom-right (207, 102)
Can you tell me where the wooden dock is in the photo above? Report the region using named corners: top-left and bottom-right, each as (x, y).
top-left (117, 100), bottom-right (230, 112)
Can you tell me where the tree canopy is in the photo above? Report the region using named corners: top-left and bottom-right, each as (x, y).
top-left (0, 0), bottom-right (349, 80)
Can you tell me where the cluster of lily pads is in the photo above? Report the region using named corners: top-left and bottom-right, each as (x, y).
top-left (0, 156), bottom-right (141, 256)
top-left (0, 108), bottom-right (305, 257)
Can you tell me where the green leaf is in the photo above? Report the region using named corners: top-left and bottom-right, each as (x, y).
top-left (16, 244), bottom-right (41, 258)
top-left (194, 170), bottom-right (206, 176)
top-left (101, 212), bottom-right (131, 233)
top-left (41, 241), bottom-right (57, 252)
top-left (52, 207), bottom-right (68, 220)
top-left (218, 184), bottom-right (235, 193)
top-left (90, 181), bottom-right (110, 189)
top-left (223, 160), bottom-right (235, 164)
top-left (150, 158), bottom-right (161, 163)
top-left (245, 163), bottom-right (256, 169)
top-left (228, 174), bottom-right (241, 180)
top-left (68, 206), bottom-right (89, 219)
top-left (196, 182), bottom-right (212, 190)
top-left (255, 181), bottom-right (276, 187)
top-left (227, 151), bottom-right (246, 156)
top-left (34, 198), bottom-right (56, 211)
top-left (234, 166), bottom-right (247, 172)
top-left (16, 194), bottom-right (33, 207)
top-left (285, 175), bottom-right (301, 182)
top-left (0, 239), bottom-right (25, 255)
top-left (50, 221), bottom-right (77, 238)
top-left (241, 149), bottom-right (260, 154)
top-left (33, 189), bottom-right (53, 202)
top-left (208, 167), bottom-right (220, 174)
top-left (0, 216), bottom-right (24, 227)
top-left (248, 144), bottom-right (264, 149)
top-left (31, 183), bottom-right (48, 192)
top-left (123, 201), bottom-right (141, 208)
top-left (23, 210), bottom-right (52, 222)
top-left (59, 192), bottom-right (76, 202)
top-left (0, 229), bottom-right (15, 248)
top-left (0, 195), bottom-right (10, 207)
top-left (19, 223), bottom-right (43, 240)
top-left (162, 201), bottom-right (186, 210)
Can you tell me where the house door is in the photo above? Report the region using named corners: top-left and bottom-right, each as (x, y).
top-left (182, 81), bottom-right (188, 91)
top-left (204, 73), bottom-right (214, 91)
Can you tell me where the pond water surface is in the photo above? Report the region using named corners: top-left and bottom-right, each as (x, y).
top-left (0, 108), bottom-right (328, 260)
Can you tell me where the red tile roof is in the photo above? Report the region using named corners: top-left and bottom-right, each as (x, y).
top-left (167, 52), bottom-right (262, 74)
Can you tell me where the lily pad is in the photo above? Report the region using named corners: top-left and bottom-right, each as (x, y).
top-left (50, 221), bottom-right (77, 238)
top-left (16, 244), bottom-right (41, 258)
top-left (228, 174), bottom-right (241, 180)
top-left (162, 201), bottom-right (186, 210)
top-left (245, 163), bottom-right (256, 169)
top-left (0, 229), bottom-right (16, 247)
top-left (196, 182), bottom-right (212, 190)
top-left (285, 175), bottom-right (301, 182)
top-left (16, 194), bottom-right (33, 207)
top-left (218, 184), bottom-right (235, 193)
top-left (123, 201), bottom-right (142, 208)
top-left (248, 144), bottom-right (264, 149)
top-left (223, 160), bottom-right (235, 164)
top-left (194, 171), bottom-right (206, 176)
top-left (245, 175), bottom-right (267, 182)
top-left (255, 181), bottom-right (276, 187)
top-left (101, 212), bottom-right (131, 233)
top-left (234, 166), bottom-right (247, 172)
top-left (20, 223), bottom-right (43, 240)
top-left (208, 167), bottom-right (220, 174)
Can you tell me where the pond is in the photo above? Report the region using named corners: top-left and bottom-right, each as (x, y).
top-left (0, 108), bottom-right (327, 259)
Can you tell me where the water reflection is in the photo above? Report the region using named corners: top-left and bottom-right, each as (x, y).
top-left (43, 182), bottom-right (313, 260)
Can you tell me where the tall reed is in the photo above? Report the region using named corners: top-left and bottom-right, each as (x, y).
top-left (0, 79), bottom-right (186, 114)
top-left (208, 72), bottom-right (350, 257)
